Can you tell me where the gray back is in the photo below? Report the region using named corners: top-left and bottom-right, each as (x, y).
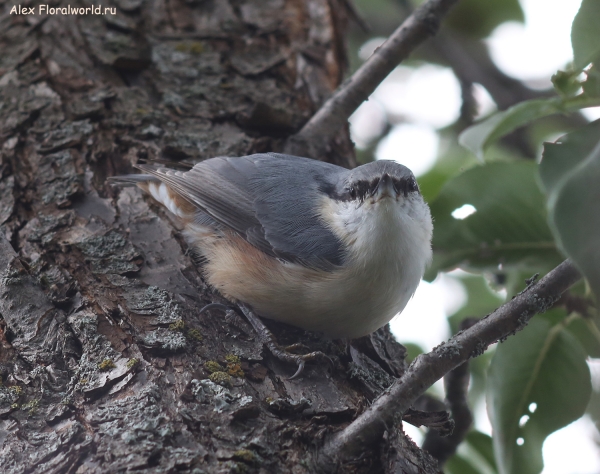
top-left (138, 153), bottom-right (348, 269)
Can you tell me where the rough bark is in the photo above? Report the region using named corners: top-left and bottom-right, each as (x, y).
top-left (0, 0), bottom-right (441, 473)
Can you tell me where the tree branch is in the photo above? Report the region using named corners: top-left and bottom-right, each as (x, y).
top-left (284, 0), bottom-right (460, 157)
top-left (315, 260), bottom-right (581, 472)
top-left (429, 32), bottom-right (549, 111)
top-left (422, 318), bottom-right (478, 465)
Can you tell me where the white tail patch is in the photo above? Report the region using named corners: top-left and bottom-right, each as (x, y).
top-left (148, 182), bottom-right (187, 218)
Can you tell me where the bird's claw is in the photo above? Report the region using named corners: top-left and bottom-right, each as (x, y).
top-left (275, 350), bottom-right (332, 380)
top-left (289, 360), bottom-right (306, 380)
top-left (202, 303), bottom-right (332, 379)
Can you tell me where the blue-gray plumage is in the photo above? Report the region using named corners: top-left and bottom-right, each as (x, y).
top-left (136, 154), bottom-right (346, 270)
top-left (110, 153), bottom-right (432, 338)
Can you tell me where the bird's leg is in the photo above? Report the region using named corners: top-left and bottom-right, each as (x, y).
top-left (199, 303), bottom-right (331, 379)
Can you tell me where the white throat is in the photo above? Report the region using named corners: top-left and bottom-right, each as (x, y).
top-left (325, 194), bottom-right (432, 268)
top-left (319, 193), bottom-right (433, 335)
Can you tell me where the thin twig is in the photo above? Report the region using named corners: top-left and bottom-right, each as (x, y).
top-left (391, 0), bottom-right (546, 109)
top-left (429, 32), bottom-right (548, 111)
top-left (316, 260), bottom-right (581, 471)
top-left (340, 0), bottom-right (371, 33)
top-left (284, 0), bottom-right (460, 157)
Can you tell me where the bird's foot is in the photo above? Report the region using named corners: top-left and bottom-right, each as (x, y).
top-left (283, 343), bottom-right (311, 353)
top-left (199, 302), bottom-right (331, 379)
top-left (237, 304), bottom-right (332, 379)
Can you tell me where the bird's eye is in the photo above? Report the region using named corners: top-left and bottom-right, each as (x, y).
top-left (349, 187), bottom-right (356, 199)
top-left (408, 178), bottom-right (418, 193)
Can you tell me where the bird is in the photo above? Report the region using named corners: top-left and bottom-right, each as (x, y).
top-left (109, 153), bottom-right (433, 341)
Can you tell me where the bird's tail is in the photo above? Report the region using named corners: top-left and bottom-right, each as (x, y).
top-left (107, 174), bottom-right (161, 187)
top-left (108, 168), bottom-right (194, 218)
top-left (107, 159), bottom-right (193, 187)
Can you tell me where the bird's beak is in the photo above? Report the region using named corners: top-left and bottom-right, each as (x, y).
top-left (373, 173), bottom-right (395, 201)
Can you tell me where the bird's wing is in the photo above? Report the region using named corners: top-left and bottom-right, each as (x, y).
top-left (136, 153), bottom-right (346, 270)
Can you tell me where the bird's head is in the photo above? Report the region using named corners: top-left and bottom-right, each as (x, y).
top-left (334, 160), bottom-right (421, 207)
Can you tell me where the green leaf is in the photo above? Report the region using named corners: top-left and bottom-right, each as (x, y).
top-left (418, 137), bottom-right (479, 203)
top-left (446, 0), bottom-right (523, 39)
top-left (428, 162), bottom-right (563, 276)
top-left (498, 269), bottom-right (546, 300)
top-left (459, 99), bottom-right (562, 160)
top-left (402, 342), bottom-right (425, 363)
top-left (446, 454), bottom-right (483, 474)
top-left (540, 310), bottom-right (600, 358)
top-left (551, 70), bottom-right (583, 97)
top-left (566, 315), bottom-right (600, 358)
top-left (487, 316), bottom-right (592, 474)
top-left (447, 274), bottom-right (505, 333)
top-left (459, 96), bottom-right (600, 160)
top-left (539, 120), bottom-right (600, 302)
top-left (539, 120), bottom-right (600, 193)
top-left (446, 431), bottom-right (498, 474)
top-left (572, 0), bottom-right (600, 70)
top-left (465, 431), bottom-right (498, 473)
top-left (582, 64), bottom-right (600, 98)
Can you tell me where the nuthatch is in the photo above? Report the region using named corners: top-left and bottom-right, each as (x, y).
top-left (110, 153), bottom-right (433, 339)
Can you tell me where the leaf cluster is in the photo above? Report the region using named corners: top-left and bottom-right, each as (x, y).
top-left (442, 2), bottom-right (600, 472)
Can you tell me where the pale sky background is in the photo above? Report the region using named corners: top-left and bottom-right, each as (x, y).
top-left (349, 0), bottom-right (600, 472)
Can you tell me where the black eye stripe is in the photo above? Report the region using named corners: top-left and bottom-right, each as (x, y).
top-left (392, 177), bottom-right (419, 195)
top-left (357, 181), bottom-right (370, 199)
top-left (340, 176), bottom-right (419, 202)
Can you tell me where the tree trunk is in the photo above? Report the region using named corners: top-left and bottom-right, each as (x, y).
top-left (0, 1), bottom-right (440, 472)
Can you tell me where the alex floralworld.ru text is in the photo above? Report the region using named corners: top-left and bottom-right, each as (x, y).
top-left (10, 5), bottom-right (116, 15)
